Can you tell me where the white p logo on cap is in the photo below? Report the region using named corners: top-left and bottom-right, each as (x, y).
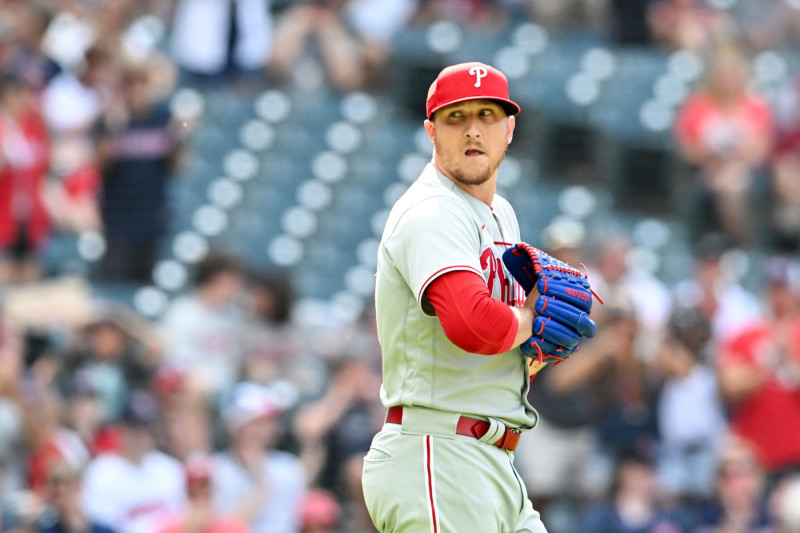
top-left (469, 66), bottom-right (488, 88)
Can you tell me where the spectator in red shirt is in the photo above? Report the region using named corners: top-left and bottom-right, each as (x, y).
top-left (675, 45), bottom-right (773, 248)
top-left (26, 377), bottom-right (95, 497)
top-left (41, 44), bottom-right (114, 237)
top-left (0, 71), bottom-right (51, 283)
top-left (717, 257), bottom-right (800, 479)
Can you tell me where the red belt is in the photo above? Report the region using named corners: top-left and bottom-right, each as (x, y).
top-left (385, 406), bottom-right (521, 452)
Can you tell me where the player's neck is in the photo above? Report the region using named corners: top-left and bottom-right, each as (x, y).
top-left (433, 161), bottom-right (496, 206)
top-left (456, 180), bottom-right (496, 206)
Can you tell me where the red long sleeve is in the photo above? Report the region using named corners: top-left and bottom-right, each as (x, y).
top-left (425, 270), bottom-right (518, 355)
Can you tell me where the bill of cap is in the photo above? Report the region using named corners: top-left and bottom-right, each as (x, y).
top-left (427, 95), bottom-right (521, 119)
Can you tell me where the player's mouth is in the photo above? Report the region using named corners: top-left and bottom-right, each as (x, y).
top-left (464, 148), bottom-right (486, 157)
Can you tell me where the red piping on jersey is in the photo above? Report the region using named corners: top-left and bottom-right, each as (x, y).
top-left (426, 436), bottom-right (438, 533)
top-left (417, 265), bottom-right (483, 306)
top-left (494, 241), bottom-right (513, 246)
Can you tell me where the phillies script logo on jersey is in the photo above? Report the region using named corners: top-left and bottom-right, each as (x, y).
top-left (480, 247), bottom-right (522, 305)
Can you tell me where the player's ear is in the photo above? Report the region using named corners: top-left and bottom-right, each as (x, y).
top-left (424, 119), bottom-right (436, 142)
top-left (507, 115), bottom-right (515, 144)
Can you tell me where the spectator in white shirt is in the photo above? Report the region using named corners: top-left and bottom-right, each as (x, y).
top-left (160, 251), bottom-right (246, 400)
top-left (212, 382), bottom-right (305, 533)
top-left (654, 308), bottom-right (728, 502)
top-left (81, 391), bottom-right (186, 533)
top-left (672, 233), bottom-right (763, 351)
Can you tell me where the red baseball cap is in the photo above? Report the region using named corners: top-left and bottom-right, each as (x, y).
top-left (426, 62), bottom-right (521, 119)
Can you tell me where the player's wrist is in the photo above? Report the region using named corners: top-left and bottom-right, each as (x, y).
top-left (511, 306), bottom-right (536, 347)
top-left (512, 306), bottom-right (535, 326)
top-left (521, 285), bottom-right (540, 309)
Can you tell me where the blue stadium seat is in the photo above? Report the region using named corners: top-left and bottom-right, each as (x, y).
top-left (588, 47), bottom-right (671, 145)
top-left (513, 32), bottom-right (607, 122)
top-left (290, 89), bottom-right (343, 125)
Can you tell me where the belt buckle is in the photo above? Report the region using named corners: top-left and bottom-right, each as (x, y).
top-left (509, 428), bottom-right (521, 435)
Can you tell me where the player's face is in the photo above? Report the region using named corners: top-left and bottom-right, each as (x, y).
top-left (425, 99), bottom-right (515, 187)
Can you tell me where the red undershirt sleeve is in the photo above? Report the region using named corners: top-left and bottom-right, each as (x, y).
top-left (424, 270), bottom-right (519, 355)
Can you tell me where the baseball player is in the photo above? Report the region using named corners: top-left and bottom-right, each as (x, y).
top-left (362, 62), bottom-right (598, 533)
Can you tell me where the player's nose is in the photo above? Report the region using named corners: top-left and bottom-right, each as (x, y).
top-left (464, 119), bottom-right (481, 138)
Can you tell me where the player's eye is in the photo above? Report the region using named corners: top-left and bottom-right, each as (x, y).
top-left (448, 110), bottom-right (463, 119)
top-left (480, 109), bottom-right (494, 116)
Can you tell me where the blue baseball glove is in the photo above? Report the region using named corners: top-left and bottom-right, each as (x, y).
top-left (502, 243), bottom-right (602, 367)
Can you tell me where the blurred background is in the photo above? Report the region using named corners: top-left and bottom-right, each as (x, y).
top-left (0, 0), bottom-right (800, 532)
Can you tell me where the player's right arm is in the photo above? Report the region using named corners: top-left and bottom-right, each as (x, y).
top-left (425, 270), bottom-right (537, 355)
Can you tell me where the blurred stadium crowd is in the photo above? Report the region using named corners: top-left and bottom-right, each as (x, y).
top-left (0, 0), bottom-right (800, 532)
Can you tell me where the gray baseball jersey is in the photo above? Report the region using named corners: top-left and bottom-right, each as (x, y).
top-left (375, 162), bottom-right (538, 430)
